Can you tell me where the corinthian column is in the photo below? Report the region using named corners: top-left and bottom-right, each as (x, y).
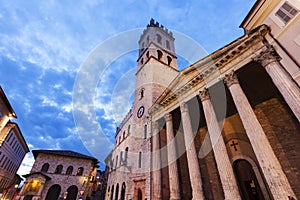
top-left (224, 71), bottom-right (296, 200)
top-left (180, 102), bottom-right (204, 200)
top-left (199, 88), bottom-right (241, 200)
top-left (165, 113), bottom-right (181, 200)
top-left (254, 47), bottom-right (300, 121)
top-left (152, 121), bottom-right (162, 200)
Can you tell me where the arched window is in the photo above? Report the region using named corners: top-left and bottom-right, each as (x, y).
top-left (157, 34), bottom-right (162, 44)
top-left (167, 56), bottom-right (172, 66)
top-left (115, 183), bottom-right (119, 200)
top-left (77, 167), bottom-right (84, 175)
top-left (144, 125), bottom-right (147, 139)
top-left (146, 51), bottom-right (149, 58)
top-left (110, 185), bottom-right (114, 200)
top-left (55, 165), bottom-right (63, 174)
top-left (140, 88), bottom-right (144, 99)
top-left (138, 152), bottom-right (142, 168)
top-left (125, 147), bottom-right (129, 163)
top-left (66, 166), bottom-right (73, 175)
top-left (141, 58), bottom-right (144, 64)
top-left (166, 40), bottom-right (170, 49)
top-left (121, 182), bottom-right (126, 200)
top-left (157, 50), bottom-right (163, 60)
top-left (127, 125), bottom-right (131, 135)
top-left (116, 156), bottom-right (119, 168)
top-left (123, 131), bottom-right (126, 139)
top-left (119, 136), bottom-right (121, 144)
top-left (41, 163), bottom-right (49, 173)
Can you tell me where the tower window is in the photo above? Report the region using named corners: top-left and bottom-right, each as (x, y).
top-left (146, 51), bottom-right (149, 58)
top-left (125, 147), bottom-right (129, 163)
top-left (157, 50), bottom-right (163, 60)
top-left (140, 88), bottom-right (145, 100)
top-left (167, 56), bottom-right (172, 66)
top-left (141, 58), bottom-right (144, 64)
top-left (276, 2), bottom-right (298, 24)
top-left (166, 40), bottom-right (170, 50)
top-left (138, 152), bottom-right (142, 168)
top-left (144, 125), bottom-right (147, 139)
top-left (128, 125), bottom-right (131, 135)
top-left (157, 34), bottom-right (162, 44)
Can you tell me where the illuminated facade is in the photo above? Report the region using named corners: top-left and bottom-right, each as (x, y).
top-left (18, 150), bottom-right (98, 200)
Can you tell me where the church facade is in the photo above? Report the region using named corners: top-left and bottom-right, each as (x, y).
top-left (106, 1), bottom-right (300, 200)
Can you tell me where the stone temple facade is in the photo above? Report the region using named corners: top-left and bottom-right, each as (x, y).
top-left (107, 1), bottom-right (300, 200)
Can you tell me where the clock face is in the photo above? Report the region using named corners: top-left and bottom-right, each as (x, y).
top-left (137, 106), bottom-right (145, 118)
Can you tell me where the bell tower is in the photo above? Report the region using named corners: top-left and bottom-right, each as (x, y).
top-left (133, 19), bottom-right (179, 120)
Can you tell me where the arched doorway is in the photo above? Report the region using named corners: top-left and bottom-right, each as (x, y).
top-left (45, 184), bottom-right (61, 200)
top-left (115, 183), bottom-right (119, 200)
top-left (66, 185), bottom-right (78, 200)
top-left (137, 188), bottom-right (142, 200)
top-left (120, 182), bottom-right (126, 200)
top-left (234, 159), bottom-right (265, 200)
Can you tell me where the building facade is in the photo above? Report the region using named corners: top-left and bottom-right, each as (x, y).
top-left (106, 1), bottom-right (300, 200)
top-left (18, 150), bottom-right (98, 200)
top-left (0, 86), bottom-right (29, 194)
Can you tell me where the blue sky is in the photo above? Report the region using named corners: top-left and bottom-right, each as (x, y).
top-left (0, 0), bottom-right (255, 173)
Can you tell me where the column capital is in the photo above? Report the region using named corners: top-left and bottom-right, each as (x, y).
top-left (165, 113), bottom-right (172, 122)
top-left (224, 71), bottom-right (239, 87)
top-left (180, 102), bottom-right (189, 113)
top-left (199, 88), bottom-right (210, 102)
top-left (254, 46), bottom-right (281, 67)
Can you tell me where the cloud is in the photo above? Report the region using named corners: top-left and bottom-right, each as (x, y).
top-left (0, 0), bottom-right (256, 170)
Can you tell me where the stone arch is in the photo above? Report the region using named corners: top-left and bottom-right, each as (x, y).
top-left (232, 155), bottom-right (270, 200)
top-left (233, 159), bottom-right (267, 200)
top-left (45, 184), bottom-right (61, 200)
top-left (66, 185), bottom-right (78, 200)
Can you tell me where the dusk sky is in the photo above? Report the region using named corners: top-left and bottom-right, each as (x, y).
top-left (0, 0), bottom-right (255, 174)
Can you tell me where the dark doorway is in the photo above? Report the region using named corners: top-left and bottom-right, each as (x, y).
top-left (120, 182), bottom-right (126, 200)
top-left (138, 188), bottom-right (143, 200)
top-left (45, 184), bottom-right (61, 200)
top-left (234, 159), bottom-right (265, 200)
top-left (66, 185), bottom-right (78, 200)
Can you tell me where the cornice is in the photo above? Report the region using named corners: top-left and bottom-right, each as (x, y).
top-left (149, 24), bottom-right (269, 115)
